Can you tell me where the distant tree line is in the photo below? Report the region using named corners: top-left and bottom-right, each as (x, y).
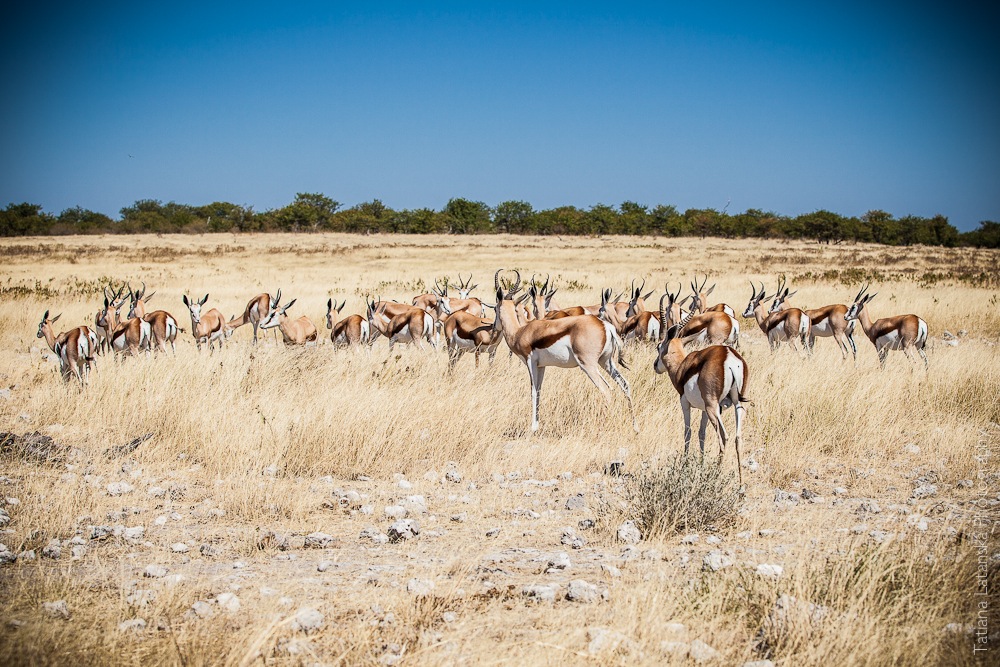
top-left (1, 194), bottom-right (997, 248)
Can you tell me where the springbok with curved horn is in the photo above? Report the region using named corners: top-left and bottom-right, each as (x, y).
top-left (98, 293), bottom-right (152, 357)
top-left (367, 298), bottom-right (437, 350)
top-left (490, 269), bottom-right (637, 433)
top-left (37, 311), bottom-right (99, 385)
top-left (183, 294), bottom-right (228, 352)
top-left (94, 283), bottom-right (126, 354)
top-left (526, 274), bottom-right (559, 320)
top-left (438, 299), bottom-right (502, 368)
top-left (845, 284), bottom-right (928, 369)
top-left (259, 297), bottom-right (318, 345)
top-left (689, 274), bottom-right (736, 318)
top-left (128, 282), bottom-right (180, 355)
top-left (326, 298), bottom-right (370, 347)
top-left (653, 301), bottom-right (749, 483)
top-left (743, 281), bottom-right (810, 354)
top-left (768, 279), bottom-right (857, 360)
top-left (227, 290), bottom-right (281, 344)
top-left (661, 289), bottom-right (740, 348)
top-left (433, 279), bottom-right (484, 318)
top-left (623, 283), bottom-right (689, 342)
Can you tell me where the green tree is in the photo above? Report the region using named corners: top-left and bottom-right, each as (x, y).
top-left (493, 200), bottom-right (535, 234)
top-left (0, 202), bottom-right (55, 236)
top-left (55, 206), bottom-right (112, 234)
top-left (273, 193), bottom-right (341, 231)
top-left (442, 198), bottom-right (492, 234)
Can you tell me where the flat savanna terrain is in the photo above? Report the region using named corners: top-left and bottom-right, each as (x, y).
top-left (0, 234), bottom-right (998, 666)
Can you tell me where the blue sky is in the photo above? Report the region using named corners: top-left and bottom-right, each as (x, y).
top-left (1, 2), bottom-right (997, 230)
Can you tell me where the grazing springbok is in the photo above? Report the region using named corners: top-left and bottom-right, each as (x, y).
top-left (228, 290), bottom-right (281, 344)
top-left (36, 311), bottom-right (99, 385)
top-left (128, 282), bottom-right (180, 354)
top-left (326, 298), bottom-right (370, 347)
top-left (367, 298), bottom-right (437, 350)
top-left (689, 274), bottom-right (736, 318)
top-left (653, 304), bottom-right (749, 483)
top-left (437, 297), bottom-right (502, 368)
top-left (768, 280), bottom-right (857, 360)
top-left (490, 270), bottom-right (637, 433)
top-left (845, 284), bottom-right (928, 369)
top-left (182, 294), bottom-right (228, 351)
top-left (258, 297), bottom-right (318, 345)
top-left (743, 282), bottom-right (810, 354)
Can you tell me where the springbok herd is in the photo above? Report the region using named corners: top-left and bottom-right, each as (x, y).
top-left (34, 270), bottom-right (930, 478)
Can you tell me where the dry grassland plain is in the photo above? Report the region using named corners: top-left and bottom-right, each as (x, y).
top-left (0, 233), bottom-right (998, 666)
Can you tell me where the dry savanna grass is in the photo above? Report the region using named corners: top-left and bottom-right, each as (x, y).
top-left (0, 234), bottom-right (998, 666)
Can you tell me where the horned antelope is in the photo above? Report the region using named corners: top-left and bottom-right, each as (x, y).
top-left (653, 304), bottom-right (749, 483)
top-left (689, 274), bottom-right (736, 318)
top-left (623, 283), bottom-right (689, 342)
top-left (227, 290), bottom-right (281, 344)
top-left (768, 279), bottom-right (857, 360)
top-left (366, 298), bottom-right (437, 350)
top-left (526, 274), bottom-right (559, 320)
top-left (661, 288), bottom-right (740, 348)
top-left (743, 282), bottom-right (810, 354)
top-left (845, 284), bottom-right (928, 369)
top-left (438, 302), bottom-right (502, 368)
top-left (94, 283), bottom-right (127, 353)
top-left (258, 297), bottom-right (318, 345)
top-left (326, 298), bottom-right (370, 347)
top-left (490, 270), bottom-right (637, 433)
top-left (182, 294), bottom-right (228, 351)
top-left (98, 292), bottom-right (152, 357)
top-left (433, 278), bottom-right (485, 318)
top-left (36, 311), bottom-right (99, 385)
top-left (127, 282), bottom-right (180, 355)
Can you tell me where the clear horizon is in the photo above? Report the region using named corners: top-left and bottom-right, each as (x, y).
top-left (1, 2), bottom-right (997, 230)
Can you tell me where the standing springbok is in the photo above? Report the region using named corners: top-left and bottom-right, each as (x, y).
top-left (624, 283), bottom-right (689, 342)
top-left (662, 289), bottom-right (740, 348)
top-left (743, 282), bottom-right (811, 354)
top-left (689, 274), bottom-right (736, 318)
top-left (99, 294), bottom-right (152, 357)
top-left (326, 298), bottom-right (369, 347)
top-left (227, 290), bottom-right (281, 344)
top-left (183, 294), bottom-right (228, 351)
top-left (433, 279), bottom-right (485, 318)
top-left (438, 299), bottom-right (502, 368)
top-left (526, 274), bottom-right (559, 320)
top-left (36, 311), bottom-right (99, 385)
top-left (367, 298), bottom-right (437, 350)
top-left (768, 280), bottom-right (857, 360)
top-left (653, 304), bottom-right (748, 483)
top-left (845, 284), bottom-right (928, 369)
top-left (258, 297), bottom-right (318, 345)
top-left (128, 282), bottom-right (180, 355)
top-left (490, 270), bottom-right (637, 433)
top-left (94, 284), bottom-right (127, 353)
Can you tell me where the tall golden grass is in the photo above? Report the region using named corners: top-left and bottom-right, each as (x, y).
top-left (0, 234), bottom-right (997, 666)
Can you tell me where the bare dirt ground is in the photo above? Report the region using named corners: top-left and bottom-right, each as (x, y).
top-left (0, 234), bottom-right (998, 666)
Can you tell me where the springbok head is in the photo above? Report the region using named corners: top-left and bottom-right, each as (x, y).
top-left (845, 284), bottom-right (877, 321)
top-left (326, 298), bottom-right (346, 329)
top-left (37, 310), bottom-right (61, 339)
top-left (626, 277), bottom-right (654, 317)
top-left (260, 298), bottom-right (296, 329)
top-left (455, 274), bottom-right (477, 299)
top-left (768, 277), bottom-right (798, 314)
top-left (689, 274), bottom-right (716, 313)
top-left (182, 294), bottom-right (210, 324)
top-left (127, 281), bottom-right (156, 319)
top-left (742, 281), bottom-right (772, 318)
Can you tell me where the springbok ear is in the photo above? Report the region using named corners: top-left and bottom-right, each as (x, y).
top-left (680, 295), bottom-right (692, 306)
top-left (866, 292), bottom-right (878, 303)
top-left (665, 324), bottom-right (681, 341)
top-left (144, 291), bottom-right (155, 303)
top-left (183, 295), bottom-right (190, 307)
top-left (469, 283), bottom-right (478, 292)
top-left (283, 298), bottom-right (297, 312)
top-left (642, 290), bottom-right (654, 300)
top-left (200, 294), bottom-right (209, 305)
top-left (338, 300), bottom-right (346, 312)
top-left (104, 297), bottom-right (110, 308)
top-left (51, 313), bottom-right (62, 322)
top-left (706, 284), bottom-right (715, 296)
top-left (327, 298), bottom-right (333, 311)
top-left (496, 287), bottom-right (504, 304)
top-left (786, 290), bottom-right (798, 299)
top-left (42, 310), bottom-right (49, 321)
